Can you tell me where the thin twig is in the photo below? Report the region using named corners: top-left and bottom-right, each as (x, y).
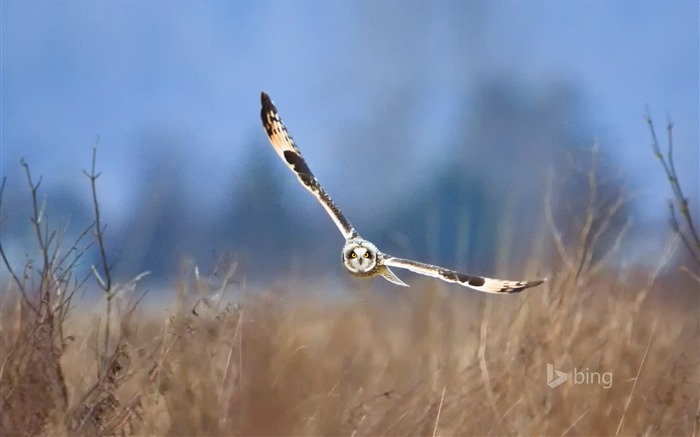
top-left (0, 177), bottom-right (34, 310)
top-left (21, 159), bottom-right (54, 310)
top-left (83, 140), bottom-right (112, 292)
top-left (693, 381), bottom-right (700, 437)
top-left (487, 398), bottom-right (522, 435)
top-left (588, 217), bottom-right (633, 277)
top-left (432, 385), bottom-right (446, 437)
top-left (573, 143), bottom-right (599, 281)
top-left (646, 114), bottom-right (700, 269)
top-left (82, 140), bottom-right (122, 382)
top-left (561, 406), bottom-right (591, 436)
top-left (615, 318), bottom-right (657, 436)
top-left (581, 189), bottom-right (629, 275)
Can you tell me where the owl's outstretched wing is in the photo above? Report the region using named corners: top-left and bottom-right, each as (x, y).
top-left (260, 92), bottom-right (358, 240)
top-left (382, 255), bottom-right (545, 294)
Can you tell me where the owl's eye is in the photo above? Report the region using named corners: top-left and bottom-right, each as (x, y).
top-left (363, 252), bottom-right (370, 258)
top-left (350, 252), bottom-right (357, 258)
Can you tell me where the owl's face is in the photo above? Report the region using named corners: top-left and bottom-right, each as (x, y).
top-left (342, 239), bottom-right (379, 276)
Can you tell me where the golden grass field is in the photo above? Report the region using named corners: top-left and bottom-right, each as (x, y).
top-left (1, 261), bottom-right (698, 436)
top-left (2, 129), bottom-right (698, 436)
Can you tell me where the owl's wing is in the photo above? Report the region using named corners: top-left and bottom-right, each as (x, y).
top-left (260, 92), bottom-right (358, 240)
top-left (382, 255), bottom-right (545, 294)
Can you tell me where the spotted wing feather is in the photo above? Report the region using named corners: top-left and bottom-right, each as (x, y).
top-left (382, 255), bottom-right (545, 294)
top-left (260, 92), bottom-right (358, 240)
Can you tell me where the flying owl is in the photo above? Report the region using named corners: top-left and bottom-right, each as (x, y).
top-left (260, 92), bottom-right (545, 293)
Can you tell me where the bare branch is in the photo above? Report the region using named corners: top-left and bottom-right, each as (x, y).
top-left (646, 114), bottom-right (700, 271)
top-left (84, 141), bottom-right (113, 293)
top-left (0, 178), bottom-right (38, 313)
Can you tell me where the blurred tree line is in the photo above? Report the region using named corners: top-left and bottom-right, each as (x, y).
top-left (3, 79), bottom-right (628, 287)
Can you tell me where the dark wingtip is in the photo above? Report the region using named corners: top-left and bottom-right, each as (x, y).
top-left (527, 278), bottom-right (547, 288)
top-left (260, 92), bottom-right (276, 123)
top-left (509, 278), bottom-right (546, 293)
top-left (261, 91), bottom-right (272, 106)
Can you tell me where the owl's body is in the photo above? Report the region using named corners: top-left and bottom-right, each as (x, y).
top-left (260, 92), bottom-right (545, 294)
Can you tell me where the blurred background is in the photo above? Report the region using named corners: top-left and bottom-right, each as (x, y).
top-left (2, 2), bottom-right (698, 289)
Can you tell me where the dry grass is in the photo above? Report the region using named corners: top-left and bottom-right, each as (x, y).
top-left (2, 266), bottom-right (698, 436)
top-left (2, 127), bottom-right (699, 436)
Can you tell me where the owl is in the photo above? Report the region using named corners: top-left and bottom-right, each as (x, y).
top-left (260, 92), bottom-right (545, 293)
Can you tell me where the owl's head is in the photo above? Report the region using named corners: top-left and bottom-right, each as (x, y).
top-left (342, 239), bottom-right (379, 275)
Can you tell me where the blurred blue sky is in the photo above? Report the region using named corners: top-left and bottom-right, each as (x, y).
top-left (2, 2), bottom-right (699, 270)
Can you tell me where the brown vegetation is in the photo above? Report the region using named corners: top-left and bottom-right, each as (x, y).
top-left (2, 266), bottom-right (697, 436)
top-left (1, 125), bottom-right (698, 436)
